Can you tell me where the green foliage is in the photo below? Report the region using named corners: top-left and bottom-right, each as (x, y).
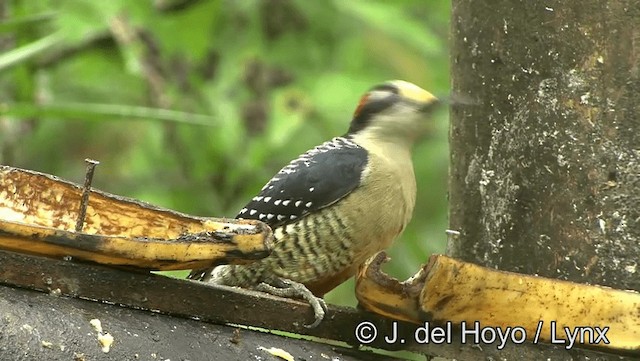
top-left (0, 0), bottom-right (450, 306)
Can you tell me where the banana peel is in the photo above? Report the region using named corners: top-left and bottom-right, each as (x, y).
top-left (354, 252), bottom-right (428, 324)
top-left (356, 252), bottom-right (640, 354)
top-left (0, 165), bottom-right (273, 270)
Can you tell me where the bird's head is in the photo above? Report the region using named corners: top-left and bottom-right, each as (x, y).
top-left (347, 80), bottom-right (439, 144)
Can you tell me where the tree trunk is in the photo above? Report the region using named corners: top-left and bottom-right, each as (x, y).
top-left (449, 0), bottom-right (639, 291)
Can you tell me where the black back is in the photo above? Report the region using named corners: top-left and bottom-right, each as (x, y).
top-left (237, 137), bottom-right (368, 228)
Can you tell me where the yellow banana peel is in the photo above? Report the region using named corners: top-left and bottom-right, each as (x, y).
top-left (0, 165), bottom-right (272, 270)
top-left (356, 252), bottom-right (640, 354)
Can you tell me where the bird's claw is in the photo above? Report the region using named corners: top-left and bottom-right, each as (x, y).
top-left (256, 278), bottom-right (327, 328)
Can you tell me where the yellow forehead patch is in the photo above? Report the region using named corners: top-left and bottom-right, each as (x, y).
top-left (390, 80), bottom-right (437, 103)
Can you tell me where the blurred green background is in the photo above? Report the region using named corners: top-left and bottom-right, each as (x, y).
top-left (0, 0), bottom-right (450, 307)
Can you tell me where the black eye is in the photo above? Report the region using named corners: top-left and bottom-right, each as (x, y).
top-left (347, 89), bottom-right (398, 134)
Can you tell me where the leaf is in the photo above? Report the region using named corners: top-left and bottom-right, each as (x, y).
top-left (0, 32), bottom-right (64, 72)
top-left (1, 102), bottom-right (218, 125)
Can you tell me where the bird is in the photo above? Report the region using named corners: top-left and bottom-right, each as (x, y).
top-left (189, 80), bottom-right (438, 327)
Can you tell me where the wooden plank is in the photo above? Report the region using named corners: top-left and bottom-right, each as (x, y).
top-left (0, 250), bottom-right (408, 348)
top-left (0, 281), bottom-right (399, 360)
top-left (0, 250), bottom-right (630, 360)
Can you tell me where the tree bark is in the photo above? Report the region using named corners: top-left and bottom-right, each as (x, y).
top-left (449, 0), bottom-right (640, 291)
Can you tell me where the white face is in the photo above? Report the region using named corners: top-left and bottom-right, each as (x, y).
top-left (368, 101), bottom-right (429, 141)
top-left (350, 81), bottom-right (438, 142)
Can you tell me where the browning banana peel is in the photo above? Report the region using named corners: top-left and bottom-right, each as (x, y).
top-left (356, 252), bottom-right (640, 354)
top-left (355, 252), bottom-right (426, 323)
top-left (0, 165), bottom-right (273, 270)
top-left (420, 255), bottom-right (640, 353)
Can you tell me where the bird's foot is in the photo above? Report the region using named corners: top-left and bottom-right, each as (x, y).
top-left (256, 278), bottom-right (327, 328)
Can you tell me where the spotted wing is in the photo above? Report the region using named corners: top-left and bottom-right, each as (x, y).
top-left (237, 137), bottom-right (368, 228)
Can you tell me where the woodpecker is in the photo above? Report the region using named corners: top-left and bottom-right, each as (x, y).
top-left (189, 80), bottom-right (438, 327)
